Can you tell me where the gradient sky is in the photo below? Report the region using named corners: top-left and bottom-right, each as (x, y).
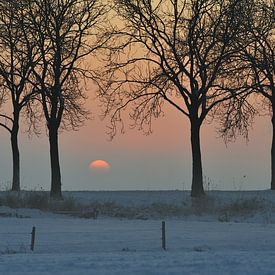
top-left (0, 78), bottom-right (272, 192)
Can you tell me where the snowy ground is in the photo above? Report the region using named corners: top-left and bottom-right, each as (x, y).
top-left (1, 191), bottom-right (275, 274)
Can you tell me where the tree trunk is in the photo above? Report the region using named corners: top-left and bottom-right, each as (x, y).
top-left (48, 124), bottom-right (62, 199)
top-left (11, 119), bottom-right (20, 191)
top-left (271, 113), bottom-right (275, 190)
top-left (190, 120), bottom-right (205, 197)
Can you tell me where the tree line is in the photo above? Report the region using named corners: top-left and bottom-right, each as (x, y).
top-left (0, 0), bottom-right (273, 198)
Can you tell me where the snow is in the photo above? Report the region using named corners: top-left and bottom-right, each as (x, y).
top-left (1, 191), bottom-right (275, 274)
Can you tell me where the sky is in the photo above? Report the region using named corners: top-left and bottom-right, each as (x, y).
top-left (0, 82), bottom-right (272, 191)
top-left (0, 1), bottom-right (271, 192)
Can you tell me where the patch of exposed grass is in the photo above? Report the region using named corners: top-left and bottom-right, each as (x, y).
top-left (0, 191), bottom-right (81, 212)
top-left (218, 198), bottom-right (264, 222)
top-left (0, 191), bottom-right (270, 221)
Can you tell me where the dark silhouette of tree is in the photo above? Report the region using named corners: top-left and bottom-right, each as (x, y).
top-left (99, 0), bottom-right (246, 197)
top-left (0, 0), bottom-right (38, 191)
top-left (210, 0), bottom-right (259, 142)
top-left (22, 0), bottom-right (109, 198)
top-left (232, 0), bottom-right (274, 189)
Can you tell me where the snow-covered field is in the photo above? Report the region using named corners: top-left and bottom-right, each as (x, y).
top-left (1, 191), bottom-right (275, 274)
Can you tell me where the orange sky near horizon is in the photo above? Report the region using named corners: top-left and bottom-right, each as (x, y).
top-left (51, 83), bottom-right (272, 191)
top-left (0, 84), bottom-right (271, 192)
top-left (0, 67), bottom-right (272, 192)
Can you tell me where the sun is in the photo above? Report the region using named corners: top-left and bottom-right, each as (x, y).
top-left (89, 160), bottom-right (111, 171)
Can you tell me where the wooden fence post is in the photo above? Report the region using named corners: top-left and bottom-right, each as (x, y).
top-left (31, 226), bottom-right (36, 251)
top-left (162, 221), bottom-right (166, 250)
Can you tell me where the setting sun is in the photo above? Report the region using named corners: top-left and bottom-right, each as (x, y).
top-left (89, 160), bottom-right (111, 171)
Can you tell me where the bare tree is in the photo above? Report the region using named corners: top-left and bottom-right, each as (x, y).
top-left (235, 0), bottom-right (275, 188)
top-left (22, 0), bottom-right (109, 198)
top-left (99, 0), bottom-right (246, 197)
top-left (0, 0), bottom-right (38, 191)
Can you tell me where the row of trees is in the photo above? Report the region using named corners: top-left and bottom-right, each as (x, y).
top-left (0, 0), bottom-right (109, 198)
top-left (98, 0), bottom-right (274, 197)
top-left (0, 0), bottom-right (273, 198)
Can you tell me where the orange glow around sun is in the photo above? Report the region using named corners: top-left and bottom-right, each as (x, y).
top-left (89, 160), bottom-right (111, 170)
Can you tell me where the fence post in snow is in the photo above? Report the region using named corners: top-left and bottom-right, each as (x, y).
top-left (31, 226), bottom-right (36, 251)
top-left (162, 221), bottom-right (166, 250)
